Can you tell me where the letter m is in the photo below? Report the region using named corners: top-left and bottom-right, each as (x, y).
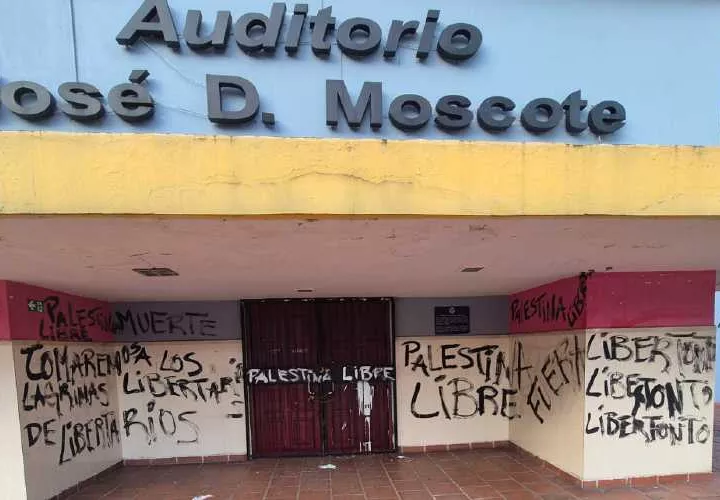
top-left (112, 310), bottom-right (136, 336)
top-left (326, 80), bottom-right (382, 129)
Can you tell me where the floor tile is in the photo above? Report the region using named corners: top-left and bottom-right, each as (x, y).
top-left (68, 446), bottom-right (720, 500)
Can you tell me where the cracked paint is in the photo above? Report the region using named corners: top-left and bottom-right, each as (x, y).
top-left (0, 132), bottom-right (719, 216)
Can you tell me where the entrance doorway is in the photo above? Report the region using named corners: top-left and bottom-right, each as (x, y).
top-left (242, 298), bottom-right (396, 458)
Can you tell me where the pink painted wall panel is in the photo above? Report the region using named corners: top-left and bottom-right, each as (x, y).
top-left (510, 271), bottom-right (716, 334)
top-left (509, 275), bottom-right (591, 334)
top-left (0, 281), bottom-right (12, 340)
top-left (3, 281), bottom-right (113, 342)
top-left (586, 271), bottom-right (715, 328)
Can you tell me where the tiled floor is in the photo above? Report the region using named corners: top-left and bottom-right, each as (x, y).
top-left (67, 449), bottom-right (719, 500)
top-left (67, 408), bottom-right (720, 500)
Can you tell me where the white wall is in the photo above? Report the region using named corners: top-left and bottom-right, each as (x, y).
top-left (15, 342), bottom-right (122, 500)
top-left (11, 339), bottom-right (246, 499)
top-left (395, 332), bottom-right (587, 466)
top-left (583, 327), bottom-right (716, 480)
top-left (509, 332), bottom-right (586, 479)
top-left (118, 341), bottom-right (246, 460)
top-left (9, 327), bottom-right (714, 495)
top-left (0, 343), bottom-right (27, 500)
top-left (396, 336), bottom-right (512, 447)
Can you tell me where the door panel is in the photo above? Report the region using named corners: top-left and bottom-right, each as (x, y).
top-left (324, 381), bottom-right (394, 454)
top-left (245, 301), bottom-right (320, 457)
top-left (244, 299), bottom-right (395, 458)
top-left (250, 384), bottom-right (322, 456)
top-left (319, 300), bottom-right (393, 365)
top-left (319, 300), bottom-right (395, 454)
top-left (324, 383), bottom-right (363, 454)
top-left (245, 301), bottom-right (319, 369)
top-left (365, 381), bottom-right (394, 452)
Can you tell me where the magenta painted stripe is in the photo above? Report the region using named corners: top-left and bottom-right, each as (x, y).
top-left (586, 271), bottom-right (715, 329)
top-left (509, 276), bottom-right (588, 334)
top-left (3, 281), bottom-right (113, 342)
top-left (0, 281), bottom-right (10, 340)
top-left (510, 271), bottom-right (716, 333)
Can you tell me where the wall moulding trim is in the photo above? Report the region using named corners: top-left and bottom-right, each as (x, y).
top-left (53, 461), bottom-right (123, 500)
top-left (1, 132), bottom-right (720, 216)
top-left (509, 443), bottom-right (714, 489)
top-left (399, 441), bottom-right (510, 454)
top-left (123, 454), bottom-right (248, 466)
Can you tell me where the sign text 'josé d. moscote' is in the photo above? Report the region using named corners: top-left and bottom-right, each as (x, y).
top-left (0, 0), bottom-right (626, 136)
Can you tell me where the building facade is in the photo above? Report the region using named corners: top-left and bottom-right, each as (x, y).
top-left (0, 1), bottom-right (718, 499)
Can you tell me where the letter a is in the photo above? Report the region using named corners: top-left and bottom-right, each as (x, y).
top-left (116, 0), bottom-right (180, 48)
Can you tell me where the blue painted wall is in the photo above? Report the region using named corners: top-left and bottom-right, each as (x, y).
top-left (1, 0), bottom-right (720, 144)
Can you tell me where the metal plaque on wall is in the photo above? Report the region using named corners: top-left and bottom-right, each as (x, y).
top-left (434, 306), bottom-right (471, 335)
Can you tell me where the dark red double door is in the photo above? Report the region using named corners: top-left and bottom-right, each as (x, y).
top-left (243, 299), bottom-right (396, 457)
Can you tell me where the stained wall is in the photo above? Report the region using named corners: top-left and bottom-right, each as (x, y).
top-left (395, 335), bottom-right (512, 448)
top-left (6, 282), bottom-right (120, 500)
top-left (509, 331), bottom-right (586, 479)
top-left (0, 274), bottom-right (716, 499)
top-left (583, 327), bottom-right (716, 480)
top-left (508, 271), bottom-right (717, 482)
top-left (16, 342), bottom-right (122, 500)
top-left (394, 328), bottom-right (587, 478)
top-left (112, 302), bottom-right (246, 460)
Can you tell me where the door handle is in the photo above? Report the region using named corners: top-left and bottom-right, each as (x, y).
top-left (307, 379), bottom-right (317, 401)
top-left (316, 380), bottom-right (335, 403)
top-left (307, 379), bottom-right (335, 403)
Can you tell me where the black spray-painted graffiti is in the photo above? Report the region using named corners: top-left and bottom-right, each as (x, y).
top-left (20, 342), bottom-right (245, 465)
top-left (521, 335), bottom-right (585, 423)
top-left (402, 336), bottom-right (584, 424)
top-left (113, 309), bottom-right (218, 337)
top-left (510, 271), bottom-right (593, 329)
top-left (20, 344), bottom-right (128, 465)
top-left (403, 341), bottom-right (517, 420)
top-left (25, 412), bottom-right (120, 465)
top-left (36, 296), bottom-right (113, 341)
top-left (121, 348), bottom-right (244, 446)
top-left (245, 366), bottom-right (395, 385)
top-left (584, 332), bottom-right (715, 446)
top-left (21, 344), bottom-right (118, 416)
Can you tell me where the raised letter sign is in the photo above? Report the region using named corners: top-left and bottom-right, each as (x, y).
top-left (326, 80), bottom-right (382, 129)
top-left (206, 74), bottom-right (260, 124)
top-left (116, 0), bottom-right (180, 48)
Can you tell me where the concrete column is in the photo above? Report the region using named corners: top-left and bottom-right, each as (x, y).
top-left (509, 271), bottom-right (716, 486)
top-left (0, 281), bottom-right (119, 500)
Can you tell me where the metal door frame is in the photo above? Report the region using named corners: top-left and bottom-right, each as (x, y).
top-left (240, 297), bottom-right (397, 459)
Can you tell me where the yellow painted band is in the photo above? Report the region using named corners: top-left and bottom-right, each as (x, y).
top-left (0, 131), bottom-right (718, 216)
